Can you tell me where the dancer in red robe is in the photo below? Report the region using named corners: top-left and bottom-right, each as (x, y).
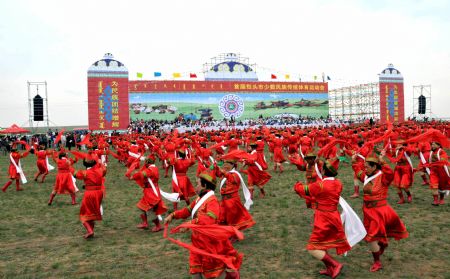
top-left (294, 160), bottom-right (350, 278)
top-left (164, 170), bottom-right (242, 279)
top-left (218, 159), bottom-right (255, 231)
top-left (387, 141), bottom-right (414, 204)
top-left (352, 153), bottom-right (409, 272)
top-left (75, 158), bottom-right (107, 239)
top-left (245, 143), bottom-right (271, 198)
top-left (271, 133), bottom-right (285, 174)
top-left (48, 152), bottom-right (77, 205)
top-left (34, 144), bottom-right (53, 183)
top-left (2, 141), bottom-right (30, 192)
top-left (428, 141), bottom-right (450, 205)
top-left (131, 156), bottom-right (168, 232)
top-left (170, 149), bottom-right (196, 210)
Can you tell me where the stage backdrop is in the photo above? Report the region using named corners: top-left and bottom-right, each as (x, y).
top-left (129, 81), bottom-right (328, 121)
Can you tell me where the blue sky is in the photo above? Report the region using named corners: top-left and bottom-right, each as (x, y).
top-left (0, 0), bottom-right (449, 126)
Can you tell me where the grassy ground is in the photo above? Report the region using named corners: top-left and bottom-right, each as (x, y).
top-left (0, 150), bottom-right (449, 279)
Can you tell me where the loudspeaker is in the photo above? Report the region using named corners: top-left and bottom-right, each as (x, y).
top-left (33, 94), bottom-right (44, 121)
top-left (418, 95), bottom-right (426, 115)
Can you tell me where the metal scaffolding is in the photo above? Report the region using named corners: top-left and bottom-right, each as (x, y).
top-left (328, 82), bottom-right (380, 121)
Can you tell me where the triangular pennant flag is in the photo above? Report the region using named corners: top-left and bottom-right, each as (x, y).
top-left (271, 74), bottom-right (277, 79)
top-left (190, 73), bottom-right (197, 78)
top-left (285, 74), bottom-right (290, 80)
top-left (173, 73), bottom-right (181, 78)
top-left (137, 72), bottom-right (143, 78)
top-left (154, 72), bottom-right (162, 77)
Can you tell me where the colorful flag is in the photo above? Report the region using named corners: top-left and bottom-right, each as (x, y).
top-left (271, 74), bottom-right (277, 79)
top-left (285, 74), bottom-right (290, 80)
top-left (190, 73), bottom-right (197, 78)
top-left (137, 72), bottom-right (143, 78)
top-left (173, 73), bottom-right (181, 78)
top-left (154, 72), bottom-right (162, 77)
top-left (327, 76), bottom-right (331, 81)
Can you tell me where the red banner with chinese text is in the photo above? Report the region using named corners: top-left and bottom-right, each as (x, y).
top-left (379, 82), bottom-right (404, 124)
top-left (88, 77), bottom-right (129, 130)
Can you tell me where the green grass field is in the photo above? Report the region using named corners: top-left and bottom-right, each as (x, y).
top-left (0, 150), bottom-right (449, 278)
top-left (130, 100), bottom-right (328, 121)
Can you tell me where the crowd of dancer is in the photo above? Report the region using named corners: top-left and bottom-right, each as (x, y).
top-left (2, 119), bottom-right (449, 278)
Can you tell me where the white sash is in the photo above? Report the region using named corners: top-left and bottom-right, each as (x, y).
top-left (71, 176), bottom-right (79, 193)
top-left (159, 165), bottom-right (181, 203)
top-left (315, 163), bottom-right (323, 180)
top-left (191, 190), bottom-right (215, 219)
top-left (172, 166), bottom-right (179, 187)
top-left (364, 170), bottom-right (382, 186)
top-left (220, 169), bottom-right (253, 210)
top-left (146, 166), bottom-right (159, 197)
top-left (146, 165), bottom-right (162, 220)
top-left (160, 189), bottom-right (180, 203)
top-left (10, 154), bottom-right (27, 184)
top-left (419, 152), bottom-right (431, 175)
top-left (128, 151), bottom-right (141, 159)
top-left (101, 154), bottom-right (107, 165)
top-left (436, 149), bottom-right (450, 177)
top-left (339, 196), bottom-right (367, 248)
top-left (209, 156), bottom-right (216, 164)
top-left (46, 156), bottom-right (55, 171)
top-left (299, 145), bottom-right (305, 159)
top-left (356, 154), bottom-right (365, 161)
top-left (403, 152), bottom-right (414, 172)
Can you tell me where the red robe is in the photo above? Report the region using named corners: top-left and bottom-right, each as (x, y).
top-left (76, 166), bottom-right (106, 222)
top-left (272, 137), bottom-right (285, 163)
top-left (246, 150), bottom-right (272, 188)
top-left (53, 158), bottom-right (75, 194)
top-left (389, 147), bottom-right (414, 189)
top-left (428, 148), bottom-right (450, 190)
top-left (132, 164), bottom-right (167, 215)
top-left (171, 158), bottom-right (196, 199)
top-left (353, 163), bottom-right (409, 244)
top-left (256, 139), bottom-right (268, 170)
top-left (294, 177), bottom-right (351, 255)
top-left (226, 138), bottom-right (241, 153)
top-left (35, 150), bottom-right (51, 174)
top-left (219, 172), bottom-right (255, 231)
top-left (173, 190), bottom-right (242, 278)
top-left (8, 151), bottom-right (29, 179)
